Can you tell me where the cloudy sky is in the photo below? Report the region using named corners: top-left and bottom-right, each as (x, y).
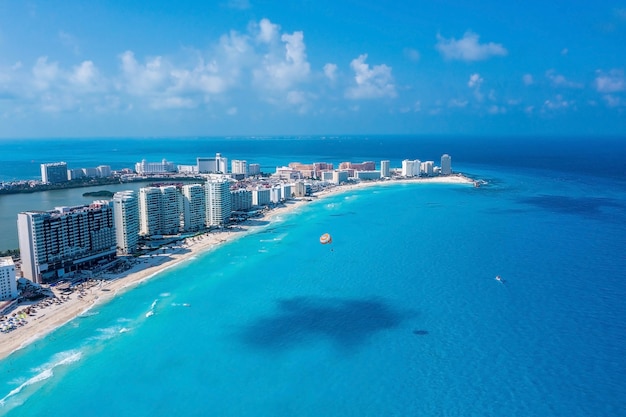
top-left (1, 0), bottom-right (625, 137)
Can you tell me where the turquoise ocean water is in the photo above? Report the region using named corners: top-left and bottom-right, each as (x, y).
top-left (0, 137), bottom-right (625, 416)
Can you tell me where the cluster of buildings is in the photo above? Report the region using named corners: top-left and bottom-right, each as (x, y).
top-left (16, 177), bottom-right (295, 284)
top-left (7, 153), bottom-right (453, 295)
top-left (134, 154), bottom-right (261, 179)
top-left (41, 162), bottom-right (113, 184)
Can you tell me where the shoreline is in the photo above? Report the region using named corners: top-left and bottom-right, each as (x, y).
top-left (0, 174), bottom-right (474, 360)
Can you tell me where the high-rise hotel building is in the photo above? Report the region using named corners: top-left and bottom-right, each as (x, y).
top-left (441, 154), bottom-right (452, 175)
top-left (113, 191), bottom-right (139, 255)
top-left (17, 201), bottom-right (116, 283)
top-left (380, 160), bottom-right (390, 178)
top-left (41, 162), bottom-right (68, 184)
top-left (0, 257), bottom-right (18, 301)
top-left (182, 184), bottom-right (206, 232)
top-left (205, 179), bottom-right (232, 227)
top-left (401, 159), bottom-right (421, 177)
top-left (231, 160), bottom-right (248, 176)
top-left (139, 186), bottom-right (182, 236)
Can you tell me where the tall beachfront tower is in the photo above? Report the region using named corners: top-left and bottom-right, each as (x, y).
top-left (182, 184), bottom-right (206, 232)
top-left (231, 189), bottom-right (253, 211)
top-left (216, 153), bottom-right (228, 174)
top-left (139, 186), bottom-right (182, 236)
top-left (248, 163), bottom-right (261, 176)
top-left (0, 257), bottom-right (18, 301)
top-left (17, 202), bottom-right (116, 283)
top-left (381, 160), bottom-right (390, 178)
top-left (401, 159), bottom-right (421, 177)
top-left (113, 191), bottom-right (140, 255)
top-left (160, 185), bottom-right (182, 235)
top-left (205, 179), bottom-right (232, 227)
top-left (139, 187), bottom-right (162, 236)
top-left (441, 154), bottom-right (452, 175)
top-left (40, 162), bottom-right (68, 184)
top-left (231, 160), bottom-right (248, 176)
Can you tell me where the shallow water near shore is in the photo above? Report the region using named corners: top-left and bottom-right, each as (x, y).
top-left (1, 163), bottom-right (625, 416)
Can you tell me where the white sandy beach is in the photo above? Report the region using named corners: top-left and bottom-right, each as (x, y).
top-left (0, 174), bottom-right (474, 360)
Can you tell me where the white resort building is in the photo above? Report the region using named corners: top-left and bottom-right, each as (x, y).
top-left (0, 257), bottom-right (17, 301)
top-left (380, 160), bottom-right (390, 178)
top-left (182, 184), bottom-right (206, 232)
top-left (17, 202), bottom-right (117, 283)
top-left (40, 162), bottom-right (68, 184)
top-left (113, 190), bottom-right (140, 255)
top-left (135, 159), bottom-right (177, 175)
top-left (205, 179), bottom-right (232, 227)
top-left (441, 154), bottom-right (452, 175)
top-left (401, 159), bottom-right (421, 177)
top-left (139, 186), bottom-right (182, 236)
top-left (231, 160), bottom-right (248, 176)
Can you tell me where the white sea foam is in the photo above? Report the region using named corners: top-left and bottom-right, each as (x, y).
top-left (0, 350), bottom-right (82, 407)
top-left (160, 292), bottom-right (171, 297)
top-left (145, 299), bottom-right (158, 317)
top-left (92, 326), bottom-right (121, 341)
top-left (77, 311), bottom-right (99, 318)
top-left (0, 369), bottom-right (53, 406)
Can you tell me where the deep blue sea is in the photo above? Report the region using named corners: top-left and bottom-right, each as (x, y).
top-left (0, 136), bottom-right (625, 416)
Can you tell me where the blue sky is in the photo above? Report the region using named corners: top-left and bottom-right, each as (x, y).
top-left (0, 0), bottom-right (625, 137)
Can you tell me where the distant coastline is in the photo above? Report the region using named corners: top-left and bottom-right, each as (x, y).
top-left (0, 174), bottom-right (475, 360)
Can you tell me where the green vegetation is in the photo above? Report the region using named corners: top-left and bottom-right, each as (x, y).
top-left (82, 190), bottom-right (115, 198)
top-left (0, 249), bottom-right (19, 259)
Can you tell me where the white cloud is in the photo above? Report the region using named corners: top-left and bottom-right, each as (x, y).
top-left (522, 74), bottom-right (534, 85)
top-left (59, 31), bottom-right (80, 54)
top-left (32, 57), bottom-right (60, 90)
top-left (345, 54), bottom-right (396, 99)
top-left (448, 98), bottom-right (468, 108)
top-left (468, 73), bottom-right (484, 101)
top-left (543, 94), bottom-right (575, 111)
top-left (150, 96), bottom-right (196, 110)
top-left (594, 69), bottom-right (625, 93)
top-left (614, 8), bottom-right (626, 21)
top-left (119, 51), bottom-right (169, 95)
top-left (436, 31), bottom-right (507, 61)
top-left (404, 48), bottom-right (420, 62)
top-left (169, 61), bottom-right (229, 95)
top-left (468, 73), bottom-right (483, 88)
top-left (69, 61), bottom-right (104, 92)
top-left (545, 70), bottom-right (583, 89)
top-left (323, 63), bottom-right (338, 81)
top-left (487, 105), bottom-right (506, 114)
top-left (602, 95), bottom-right (623, 108)
top-left (254, 28), bottom-right (311, 91)
top-left (256, 18), bottom-right (279, 44)
top-left (286, 90), bottom-right (306, 105)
